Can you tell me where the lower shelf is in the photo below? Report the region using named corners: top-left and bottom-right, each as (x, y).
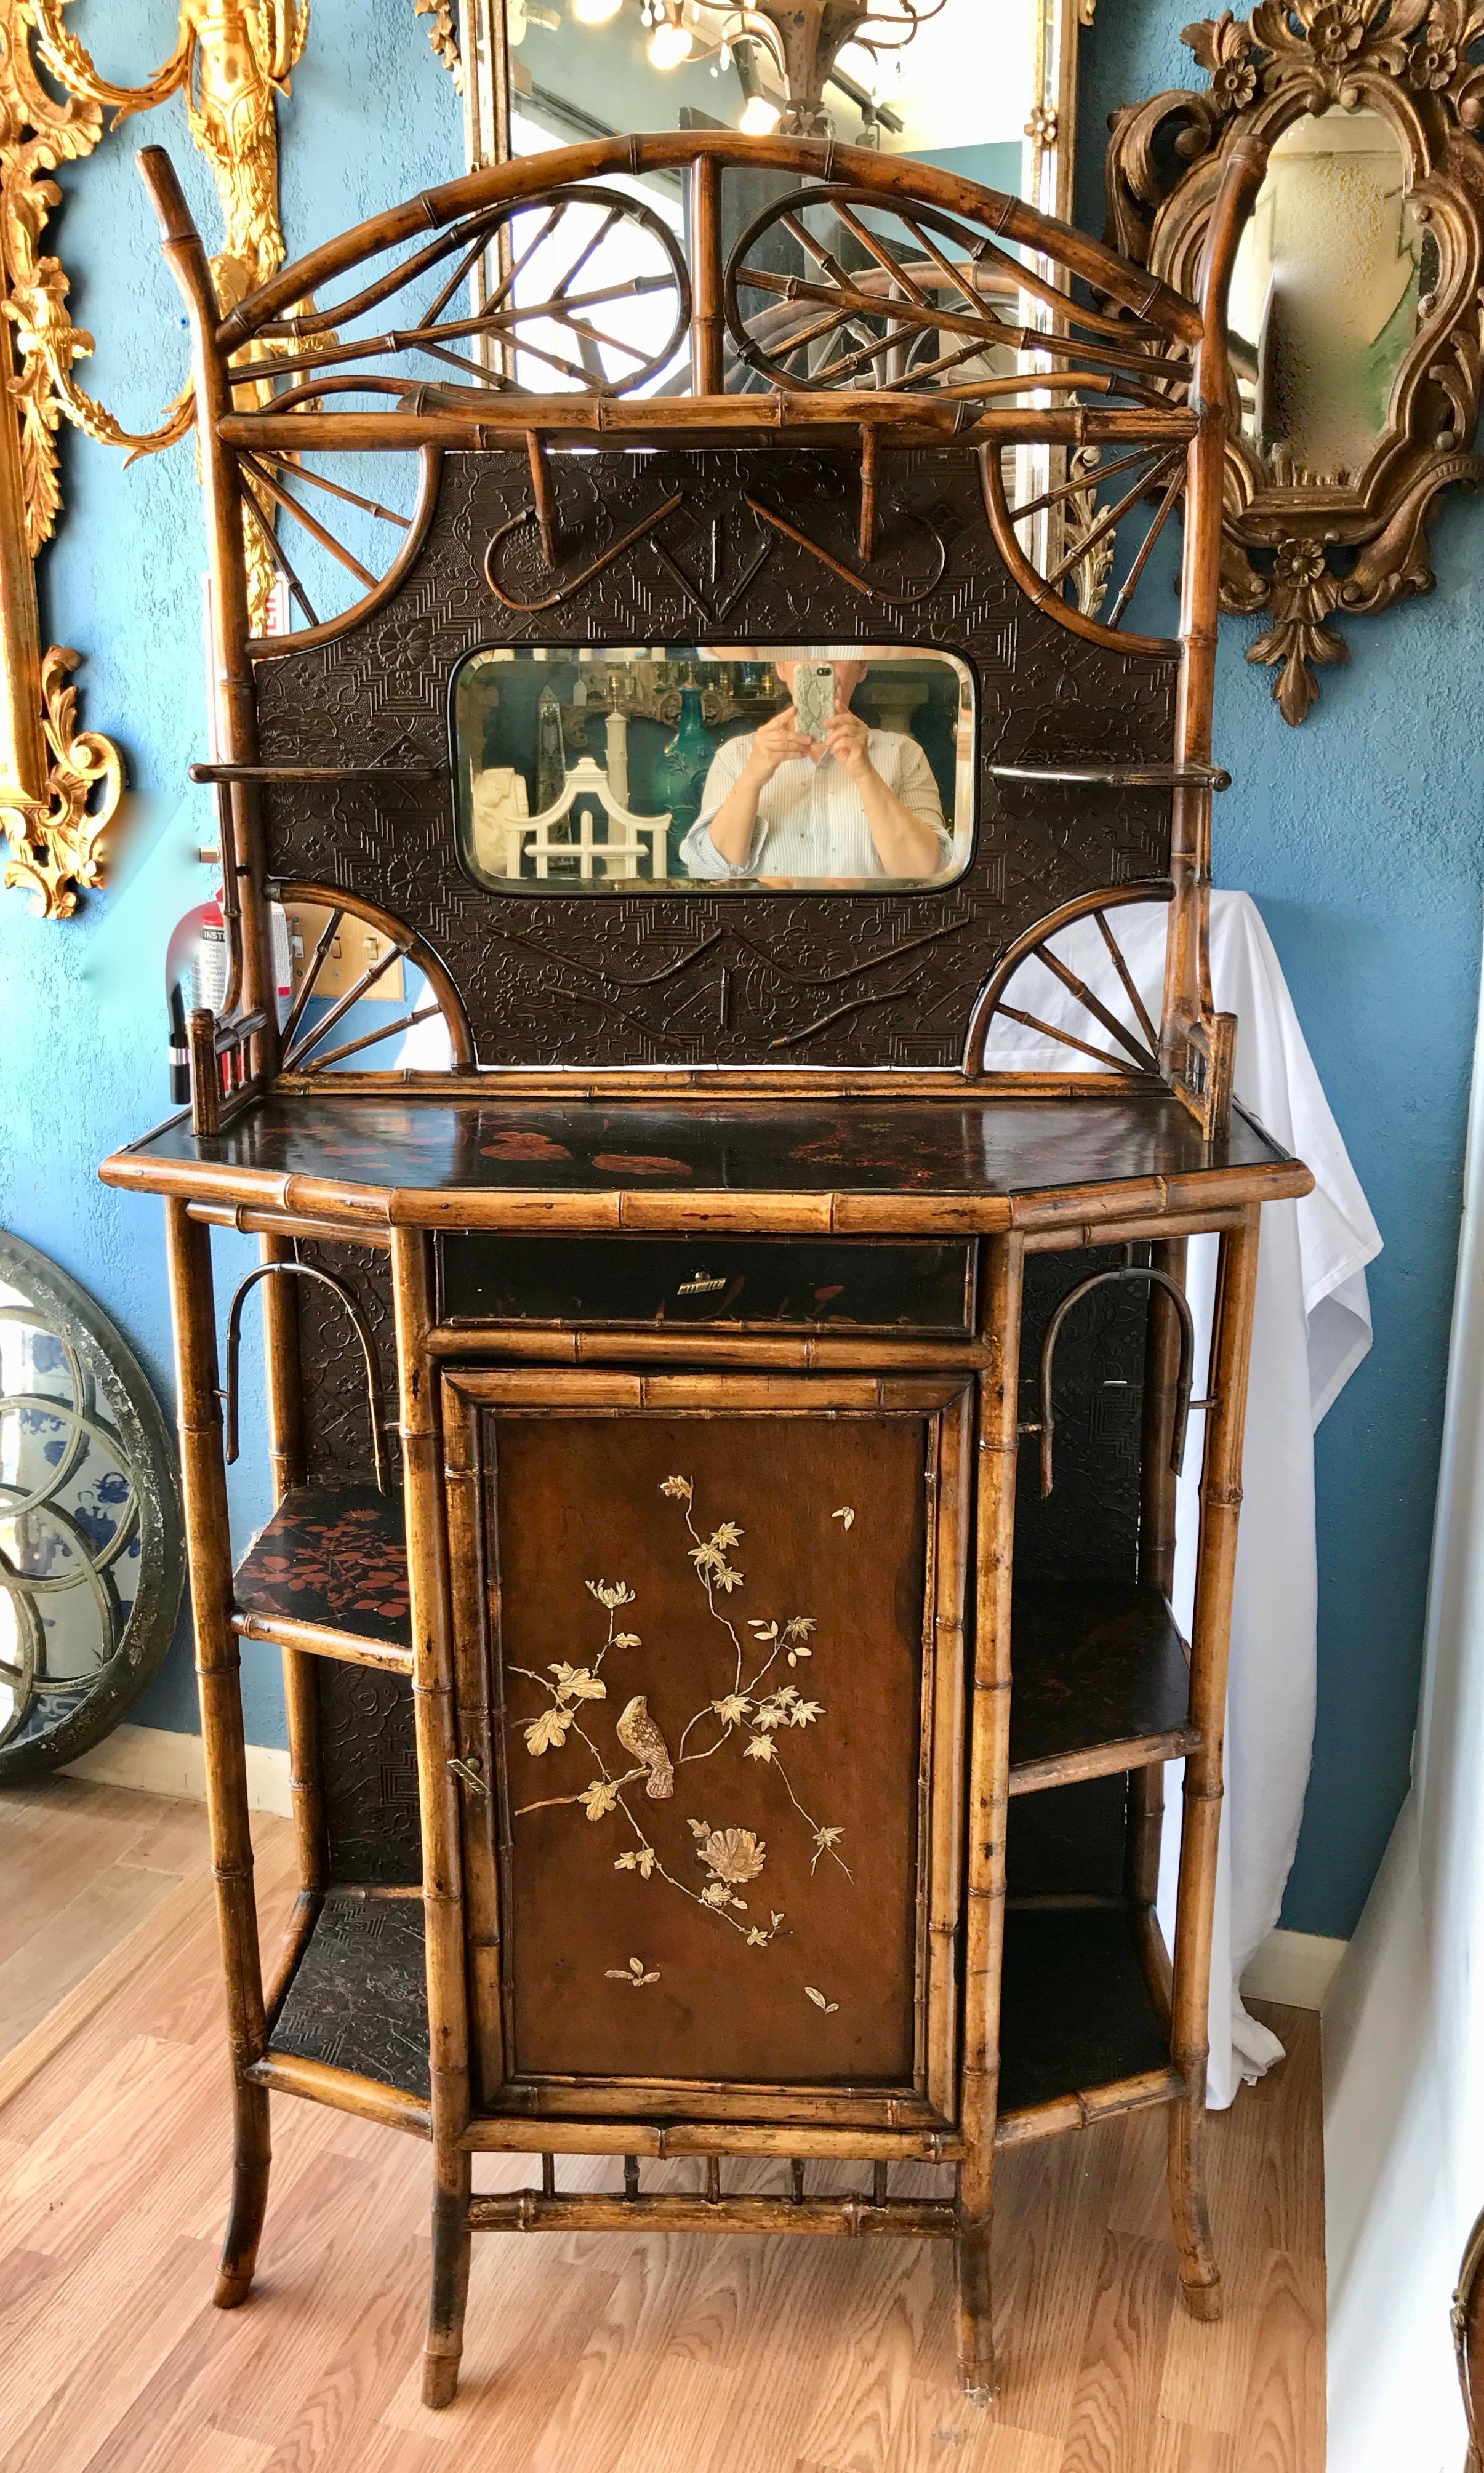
top-left (997, 1905), bottom-right (1169, 2117)
top-left (267, 1880), bottom-right (1168, 2135)
top-left (271, 1890), bottom-right (430, 2098)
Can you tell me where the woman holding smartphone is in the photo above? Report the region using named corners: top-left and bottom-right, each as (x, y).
top-left (680, 655), bottom-right (951, 884)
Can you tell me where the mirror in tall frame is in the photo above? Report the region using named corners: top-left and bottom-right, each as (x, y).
top-left (443, 3), bottom-right (1109, 615)
top-left (467, 2), bottom-right (1080, 214)
top-left (1106, 7), bottom-right (1484, 723)
top-left (1229, 109), bottom-right (1429, 492)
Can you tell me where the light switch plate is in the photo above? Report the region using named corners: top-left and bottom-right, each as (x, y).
top-left (283, 902), bottom-right (405, 1003)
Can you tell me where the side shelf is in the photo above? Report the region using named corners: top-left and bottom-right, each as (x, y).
top-left (998, 1905), bottom-right (1171, 2117)
top-left (1009, 1577), bottom-right (1195, 1793)
top-left (269, 1889), bottom-right (430, 2098)
top-left (232, 1481), bottom-right (412, 1674)
top-left (995, 1776), bottom-right (1179, 2141)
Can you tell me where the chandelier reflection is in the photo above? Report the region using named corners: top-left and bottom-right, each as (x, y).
top-left (580, 2), bottom-right (948, 137)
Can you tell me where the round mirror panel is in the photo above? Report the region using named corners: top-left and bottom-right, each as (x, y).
top-left (0, 1232), bottom-right (184, 1781)
top-left (1229, 109), bottom-right (1430, 491)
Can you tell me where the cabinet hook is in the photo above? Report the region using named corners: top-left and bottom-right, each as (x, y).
top-left (222, 1259), bottom-right (390, 1493)
top-left (1036, 1264), bottom-right (1195, 1500)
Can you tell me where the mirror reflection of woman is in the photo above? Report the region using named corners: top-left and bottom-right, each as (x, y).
top-left (681, 657), bottom-right (950, 883)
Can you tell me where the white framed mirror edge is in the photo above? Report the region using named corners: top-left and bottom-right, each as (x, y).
top-left (455, 0), bottom-right (1090, 220)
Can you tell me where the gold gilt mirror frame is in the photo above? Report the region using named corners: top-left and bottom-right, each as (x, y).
top-left (0, 1), bottom-right (308, 916)
top-left (1107, 2), bottom-right (1484, 724)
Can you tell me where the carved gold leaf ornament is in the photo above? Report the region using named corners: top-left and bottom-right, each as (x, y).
top-left (0, 1), bottom-right (311, 912)
top-left (0, 641), bottom-right (122, 913)
top-left (413, 0), bottom-right (462, 90)
top-left (1105, 2), bottom-right (1484, 721)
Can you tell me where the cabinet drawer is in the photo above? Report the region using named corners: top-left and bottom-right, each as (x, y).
top-left (438, 1235), bottom-right (974, 1332)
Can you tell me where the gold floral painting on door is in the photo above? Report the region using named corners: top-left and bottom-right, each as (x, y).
top-left (511, 1471), bottom-right (855, 1998)
top-left (481, 1407), bottom-right (945, 2092)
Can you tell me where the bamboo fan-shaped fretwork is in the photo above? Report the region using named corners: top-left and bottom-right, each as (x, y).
top-left (962, 883), bottom-right (1175, 1080)
top-left (981, 433), bottom-right (1190, 647)
top-left (232, 183), bottom-right (691, 404)
top-left (227, 184), bottom-right (692, 640)
top-left (722, 185), bottom-right (1187, 412)
top-left (239, 420), bottom-right (439, 651)
top-left (271, 883), bottom-right (475, 1075)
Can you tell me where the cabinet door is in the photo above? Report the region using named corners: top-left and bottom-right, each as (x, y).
top-left (444, 1371), bottom-right (971, 2130)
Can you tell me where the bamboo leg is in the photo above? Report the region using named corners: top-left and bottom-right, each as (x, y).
top-left (1130, 1238), bottom-right (1187, 2025)
top-left (956, 1233), bottom-right (1024, 2402)
top-left (391, 1230), bottom-right (473, 2409)
top-left (1166, 1208), bottom-right (1261, 2320)
top-left (164, 1200), bottom-right (271, 2309)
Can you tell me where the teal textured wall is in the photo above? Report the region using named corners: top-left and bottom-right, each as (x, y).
top-left (0, 1), bottom-right (461, 1744)
top-left (1078, 9), bottom-right (1484, 1936)
top-left (2, 2), bottom-right (1472, 1939)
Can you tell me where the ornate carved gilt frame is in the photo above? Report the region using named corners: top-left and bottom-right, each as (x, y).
top-left (0, 1), bottom-right (307, 915)
top-left (1107, 2), bottom-right (1484, 724)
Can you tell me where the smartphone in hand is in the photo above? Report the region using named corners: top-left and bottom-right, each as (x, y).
top-left (793, 662), bottom-right (836, 745)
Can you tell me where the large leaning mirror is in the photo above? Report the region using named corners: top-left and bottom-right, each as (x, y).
top-left (465, 1), bottom-right (1083, 214)
top-left (438, 3), bottom-right (1108, 614)
top-left (1107, 6), bottom-right (1484, 724)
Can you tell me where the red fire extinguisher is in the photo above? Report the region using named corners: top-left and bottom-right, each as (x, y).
top-left (164, 889), bottom-right (289, 1103)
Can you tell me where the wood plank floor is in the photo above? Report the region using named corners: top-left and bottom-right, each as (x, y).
top-left (0, 1777), bottom-right (1325, 2472)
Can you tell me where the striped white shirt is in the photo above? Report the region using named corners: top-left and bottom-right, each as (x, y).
top-left (680, 727), bottom-right (952, 883)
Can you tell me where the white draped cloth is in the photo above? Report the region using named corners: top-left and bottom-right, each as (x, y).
top-left (982, 890), bottom-right (1380, 2106)
top-left (403, 890), bottom-right (1378, 2108)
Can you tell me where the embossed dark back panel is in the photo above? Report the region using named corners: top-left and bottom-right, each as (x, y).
top-left (253, 449), bottom-right (1179, 1068)
top-left (1014, 1248), bottom-right (1147, 1590)
top-left (294, 1244), bottom-right (422, 1888)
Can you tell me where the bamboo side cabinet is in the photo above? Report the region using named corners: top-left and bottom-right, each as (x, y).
top-left (99, 124), bottom-right (1309, 2415)
top-left (105, 1093), bottom-right (1305, 2408)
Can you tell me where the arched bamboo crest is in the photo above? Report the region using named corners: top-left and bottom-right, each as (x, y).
top-left (137, 126), bottom-right (1259, 1134)
top-left (97, 129), bottom-right (1312, 2423)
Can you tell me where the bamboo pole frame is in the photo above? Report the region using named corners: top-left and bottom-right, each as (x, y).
top-left (957, 1230), bottom-right (1024, 2402)
top-left (163, 1199), bottom-right (271, 2309)
top-left (1165, 1204), bottom-right (1262, 2319)
top-left (111, 121), bottom-right (1304, 2422)
top-left (390, 1228), bottom-right (474, 2408)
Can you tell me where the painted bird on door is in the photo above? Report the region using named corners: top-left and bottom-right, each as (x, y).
top-left (616, 1696), bottom-right (675, 1800)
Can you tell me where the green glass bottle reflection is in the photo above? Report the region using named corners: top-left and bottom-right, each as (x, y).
top-left (651, 687), bottom-right (715, 877)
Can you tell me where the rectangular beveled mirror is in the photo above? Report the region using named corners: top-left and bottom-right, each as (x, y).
top-left (452, 643), bottom-right (974, 891)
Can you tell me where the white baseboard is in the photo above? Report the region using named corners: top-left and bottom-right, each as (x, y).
top-left (63, 1721), bottom-right (292, 1818)
top-left (1241, 1926), bottom-right (1349, 2011)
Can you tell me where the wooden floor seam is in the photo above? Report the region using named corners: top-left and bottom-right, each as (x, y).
top-left (0, 1774), bottom-right (1326, 2473)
